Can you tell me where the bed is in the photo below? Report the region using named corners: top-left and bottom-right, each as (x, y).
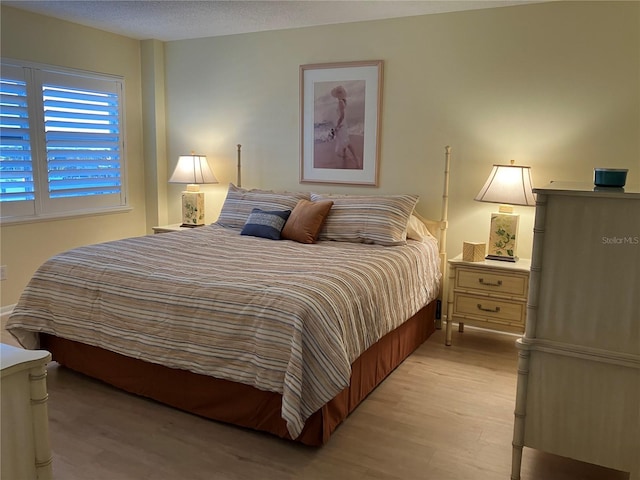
top-left (7, 147), bottom-right (451, 446)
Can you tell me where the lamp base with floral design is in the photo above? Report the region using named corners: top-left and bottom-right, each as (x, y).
top-left (180, 185), bottom-right (205, 227)
top-left (486, 205), bottom-right (519, 262)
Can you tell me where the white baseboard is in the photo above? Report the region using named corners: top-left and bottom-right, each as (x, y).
top-left (1, 304), bottom-right (16, 343)
top-left (1, 304), bottom-right (16, 317)
top-left (455, 323), bottom-right (521, 338)
top-left (1, 303), bottom-right (15, 322)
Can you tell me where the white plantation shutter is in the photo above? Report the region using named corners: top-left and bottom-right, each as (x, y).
top-left (0, 60), bottom-right (127, 221)
top-left (0, 65), bottom-right (36, 217)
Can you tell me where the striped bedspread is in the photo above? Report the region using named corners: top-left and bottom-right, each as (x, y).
top-left (8, 225), bottom-right (441, 438)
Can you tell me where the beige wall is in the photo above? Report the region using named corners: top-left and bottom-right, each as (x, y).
top-left (163, 0), bottom-right (639, 261)
top-left (0, 7), bottom-right (146, 306)
top-left (1, 1), bottom-right (638, 308)
top-left (141, 39), bottom-right (169, 230)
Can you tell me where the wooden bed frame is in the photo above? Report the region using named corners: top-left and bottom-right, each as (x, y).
top-left (41, 146), bottom-right (452, 446)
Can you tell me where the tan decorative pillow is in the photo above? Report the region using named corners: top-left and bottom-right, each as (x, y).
top-left (216, 184), bottom-right (310, 229)
top-left (281, 199), bottom-right (334, 244)
top-left (310, 193), bottom-right (419, 246)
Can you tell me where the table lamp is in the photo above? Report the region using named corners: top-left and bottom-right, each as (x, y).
top-left (474, 160), bottom-right (535, 262)
top-left (169, 153), bottom-right (218, 227)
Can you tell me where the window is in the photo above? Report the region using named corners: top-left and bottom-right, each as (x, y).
top-left (0, 60), bottom-right (127, 222)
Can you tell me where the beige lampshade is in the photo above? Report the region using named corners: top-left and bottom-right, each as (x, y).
top-left (169, 154), bottom-right (218, 186)
top-left (474, 162), bottom-right (535, 207)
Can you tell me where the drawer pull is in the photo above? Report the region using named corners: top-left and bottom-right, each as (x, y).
top-left (477, 303), bottom-right (501, 313)
top-left (478, 278), bottom-right (502, 287)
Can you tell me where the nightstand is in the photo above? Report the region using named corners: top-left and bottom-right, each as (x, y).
top-left (152, 224), bottom-right (195, 234)
top-left (445, 254), bottom-right (530, 346)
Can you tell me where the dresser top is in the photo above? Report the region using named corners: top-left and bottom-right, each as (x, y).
top-left (1, 343), bottom-right (50, 375)
top-left (449, 254), bottom-right (531, 273)
top-left (534, 181), bottom-right (640, 198)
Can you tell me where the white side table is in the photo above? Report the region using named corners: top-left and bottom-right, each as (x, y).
top-left (152, 224), bottom-right (195, 234)
top-left (445, 254), bottom-right (530, 346)
top-left (1, 343), bottom-right (53, 480)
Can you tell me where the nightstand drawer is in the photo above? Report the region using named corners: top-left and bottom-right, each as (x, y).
top-left (456, 268), bottom-right (528, 297)
top-left (454, 293), bottom-right (526, 324)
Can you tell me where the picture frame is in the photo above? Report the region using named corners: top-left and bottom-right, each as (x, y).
top-left (299, 60), bottom-right (383, 186)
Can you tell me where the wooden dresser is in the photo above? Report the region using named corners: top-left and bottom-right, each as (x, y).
top-left (511, 182), bottom-right (640, 480)
top-left (1, 343), bottom-right (53, 480)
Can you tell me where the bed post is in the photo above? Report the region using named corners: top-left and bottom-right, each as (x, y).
top-left (237, 144), bottom-right (242, 188)
top-left (436, 145), bottom-right (451, 329)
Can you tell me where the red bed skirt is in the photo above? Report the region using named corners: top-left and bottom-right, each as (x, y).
top-left (42, 301), bottom-right (436, 446)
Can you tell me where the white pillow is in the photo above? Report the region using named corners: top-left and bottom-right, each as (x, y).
top-left (406, 214), bottom-right (435, 241)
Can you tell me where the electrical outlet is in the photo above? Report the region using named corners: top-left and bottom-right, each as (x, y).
top-left (0, 265), bottom-right (6, 281)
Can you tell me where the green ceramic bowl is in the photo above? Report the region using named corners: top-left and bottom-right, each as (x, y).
top-left (594, 168), bottom-right (628, 188)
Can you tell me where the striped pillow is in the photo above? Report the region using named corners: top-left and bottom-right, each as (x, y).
top-left (216, 184), bottom-right (310, 229)
top-left (310, 193), bottom-right (419, 246)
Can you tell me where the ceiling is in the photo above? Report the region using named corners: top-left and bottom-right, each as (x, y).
top-left (3, 0), bottom-right (542, 42)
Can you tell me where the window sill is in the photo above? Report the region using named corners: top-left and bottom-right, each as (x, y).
top-left (0, 205), bottom-right (133, 226)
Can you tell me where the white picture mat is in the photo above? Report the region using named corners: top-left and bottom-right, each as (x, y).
top-left (300, 61), bottom-right (383, 186)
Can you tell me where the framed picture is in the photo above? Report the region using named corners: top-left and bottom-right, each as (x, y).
top-left (299, 60), bottom-right (383, 186)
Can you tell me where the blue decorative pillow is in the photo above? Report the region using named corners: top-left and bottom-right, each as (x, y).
top-left (240, 208), bottom-right (291, 240)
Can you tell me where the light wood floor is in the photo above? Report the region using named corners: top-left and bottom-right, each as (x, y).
top-left (40, 328), bottom-right (629, 480)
